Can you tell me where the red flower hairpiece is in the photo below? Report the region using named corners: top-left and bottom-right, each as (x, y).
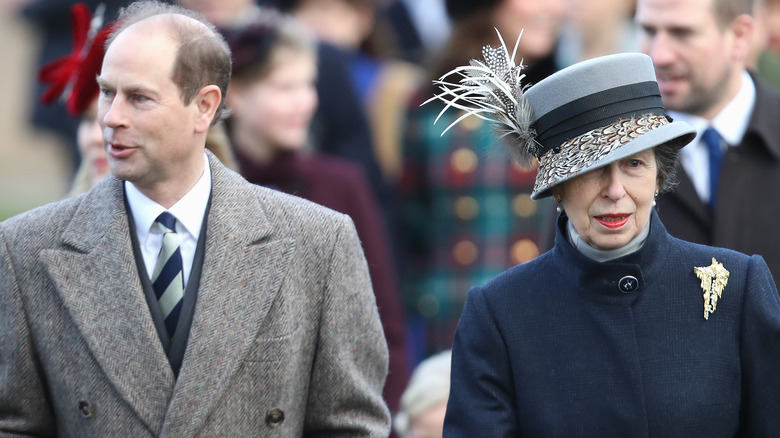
top-left (38, 3), bottom-right (113, 116)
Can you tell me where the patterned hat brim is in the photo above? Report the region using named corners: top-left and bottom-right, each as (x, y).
top-left (531, 117), bottom-right (695, 200)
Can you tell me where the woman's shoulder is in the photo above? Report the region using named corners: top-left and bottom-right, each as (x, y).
top-left (472, 250), bottom-right (559, 299)
top-left (666, 234), bottom-right (775, 294)
top-left (668, 234), bottom-right (758, 269)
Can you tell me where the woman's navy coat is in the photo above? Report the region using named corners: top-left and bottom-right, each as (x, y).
top-left (445, 211), bottom-right (780, 437)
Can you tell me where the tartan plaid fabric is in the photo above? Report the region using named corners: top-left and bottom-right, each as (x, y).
top-left (399, 97), bottom-right (557, 359)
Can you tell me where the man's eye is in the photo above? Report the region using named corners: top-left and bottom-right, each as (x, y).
top-left (640, 26), bottom-right (657, 38)
top-left (132, 94), bottom-right (149, 103)
top-left (99, 88), bottom-right (114, 98)
top-left (670, 29), bottom-right (694, 40)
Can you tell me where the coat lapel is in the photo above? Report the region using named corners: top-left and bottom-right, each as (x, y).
top-left (670, 163), bottom-right (710, 226)
top-left (161, 155), bottom-right (295, 436)
top-left (42, 177), bottom-right (174, 434)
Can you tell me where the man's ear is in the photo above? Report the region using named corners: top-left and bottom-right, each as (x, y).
top-left (729, 13), bottom-right (755, 62)
top-left (194, 84), bottom-right (222, 133)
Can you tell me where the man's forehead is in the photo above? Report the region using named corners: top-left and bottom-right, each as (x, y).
top-left (104, 18), bottom-right (177, 65)
top-left (115, 16), bottom-right (176, 45)
top-left (99, 27), bottom-right (177, 89)
top-left (121, 12), bottom-right (214, 40)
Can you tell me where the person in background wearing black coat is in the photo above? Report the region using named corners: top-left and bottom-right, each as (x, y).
top-left (637, 0), bottom-right (780, 284)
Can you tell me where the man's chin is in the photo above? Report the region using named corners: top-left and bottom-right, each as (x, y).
top-left (659, 92), bottom-right (688, 113)
top-left (106, 166), bottom-right (135, 182)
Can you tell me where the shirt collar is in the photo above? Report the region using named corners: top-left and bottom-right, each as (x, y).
top-left (713, 70), bottom-right (755, 145)
top-left (125, 153), bottom-right (212, 240)
top-left (670, 70), bottom-right (756, 145)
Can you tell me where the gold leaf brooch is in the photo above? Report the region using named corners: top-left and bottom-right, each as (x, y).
top-left (694, 257), bottom-right (729, 320)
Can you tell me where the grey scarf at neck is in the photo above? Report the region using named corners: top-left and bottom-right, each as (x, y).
top-left (566, 214), bottom-right (651, 263)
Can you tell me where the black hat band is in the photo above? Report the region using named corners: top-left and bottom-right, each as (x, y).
top-left (533, 81), bottom-right (667, 156)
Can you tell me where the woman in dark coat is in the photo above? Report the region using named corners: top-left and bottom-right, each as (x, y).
top-left (429, 40), bottom-right (780, 436)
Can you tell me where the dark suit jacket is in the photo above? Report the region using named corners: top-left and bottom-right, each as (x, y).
top-left (656, 75), bottom-right (780, 282)
top-left (0, 152), bottom-right (390, 437)
top-left (445, 211), bottom-right (780, 437)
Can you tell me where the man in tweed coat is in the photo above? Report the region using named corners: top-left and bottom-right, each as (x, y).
top-left (0, 1), bottom-right (390, 436)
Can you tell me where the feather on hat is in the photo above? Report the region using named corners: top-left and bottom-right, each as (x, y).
top-left (424, 28), bottom-right (540, 167)
top-left (425, 29), bottom-right (696, 199)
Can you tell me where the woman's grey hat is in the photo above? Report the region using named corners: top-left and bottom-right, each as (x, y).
top-left (525, 52), bottom-right (695, 199)
top-left (425, 32), bottom-right (695, 200)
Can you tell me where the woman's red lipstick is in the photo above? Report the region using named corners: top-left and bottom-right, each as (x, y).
top-left (595, 214), bottom-right (630, 229)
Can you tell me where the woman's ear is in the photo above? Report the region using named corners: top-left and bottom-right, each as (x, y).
top-left (551, 187), bottom-right (562, 202)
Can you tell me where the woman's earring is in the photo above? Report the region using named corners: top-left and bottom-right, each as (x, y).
top-left (554, 194), bottom-right (563, 213)
top-left (653, 189), bottom-right (659, 207)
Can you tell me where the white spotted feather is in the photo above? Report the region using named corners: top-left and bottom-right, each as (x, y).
top-left (423, 28), bottom-right (540, 167)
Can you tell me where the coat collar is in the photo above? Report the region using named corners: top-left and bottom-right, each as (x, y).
top-left (43, 173), bottom-right (174, 433)
top-left (656, 74), bottom-right (780, 228)
top-left (43, 152), bottom-right (294, 436)
top-left (160, 153), bottom-right (294, 437)
top-left (745, 72), bottom-right (780, 161)
top-left (551, 210), bottom-right (672, 302)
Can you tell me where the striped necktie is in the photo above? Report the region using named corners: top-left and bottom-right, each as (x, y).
top-left (152, 212), bottom-right (184, 337)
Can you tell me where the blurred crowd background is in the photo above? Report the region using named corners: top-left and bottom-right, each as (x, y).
top-left (1, 0), bottom-right (779, 435)
top-left (4, 0), bottom-right (779, 219)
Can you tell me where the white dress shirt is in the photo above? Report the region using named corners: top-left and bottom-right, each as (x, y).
top-left (125, 153), bottom-right (212, 287)
top-left (670, 70), bottom-right (756, 203)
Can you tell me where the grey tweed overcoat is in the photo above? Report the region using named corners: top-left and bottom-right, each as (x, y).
top-left (0, 152), bottom-right (391, 437)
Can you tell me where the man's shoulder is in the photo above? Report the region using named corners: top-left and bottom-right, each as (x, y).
top-left (753, 72), bottom-right (780, 102)
top-left (0, 194), bottom-right (85, 250)
top-left (210, 156), bottom-right (355, 243)
top-left (1, 175), bottom-right (123, 248)
top-left (219, 174), bottom-right (350, 229)
top-left (258, 183), bottom-right (346, 216)
top-left (748, 74), bottom-right (780, 131)
top-left (1, 194), bottom-right (84, 233)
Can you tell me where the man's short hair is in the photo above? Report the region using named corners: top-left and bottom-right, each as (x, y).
top-left (713, 0), bottom-right (755, 27)
top-left (107, 0), bottom-right (232, 124)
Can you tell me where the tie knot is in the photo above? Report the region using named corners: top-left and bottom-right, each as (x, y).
top-left (155, 211), bottom-right (178, 232)
top-left (701, 127), bottom-right (721, 152)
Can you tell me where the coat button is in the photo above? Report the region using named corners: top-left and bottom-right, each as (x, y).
top-left (618, 275), bottom-right (639, 293)
top-left (265, 408), bottom-right (285, 427)
top-left (78, 400), bottom-right (94, 418)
